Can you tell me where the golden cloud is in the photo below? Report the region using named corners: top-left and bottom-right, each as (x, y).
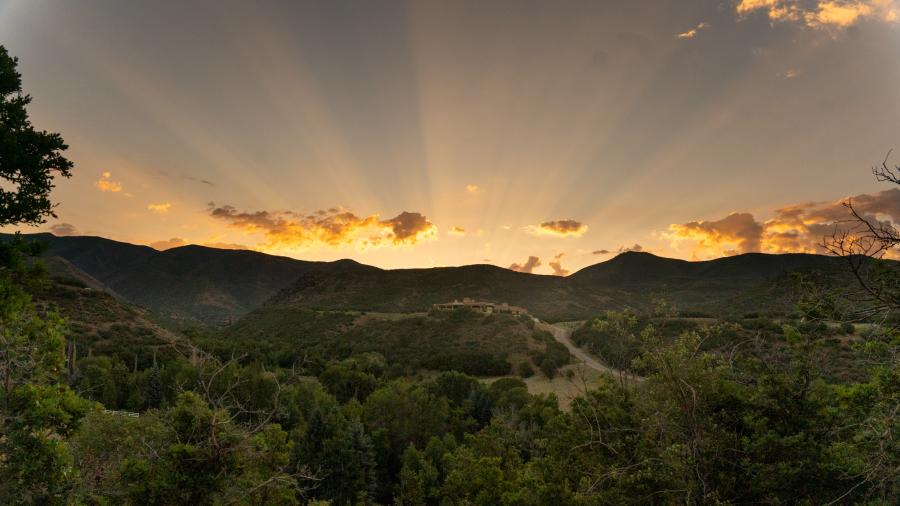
top-left (549, 253), bottom-right (569, 276)
top-left (509, 255), bottom-right (541, 273)
top-left (147, 202), bottom-right (172, 214)
top-left (667, 212), bottom-right (763, 255)
top-left (736, 0), bottom-right (899, 29)
top-left (207, 204), bottom-right (437, 250)
top-left (677, 21), bottom-right (710, 38)
top-left (666, 189), bottom-right (900, 258)
top-left (95, 171), bottom-right (123, 193)
top-left (466, 184), bottom-right (480, 193)
top-left (526, 219), bottom-right (588, 238)
top-left (149, 237), bottom-right (250, 251)
top-left (737, 0), bottom-right (778, 12)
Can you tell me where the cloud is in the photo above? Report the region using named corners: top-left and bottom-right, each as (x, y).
top-left (95, 171), bottom-right (123, 193)
top-left (147, 202), bottom-right (172, 214)
top-left (466, 184), bottom-right (480, 193)
top-left (49, 222), bottom-right (78, 236)
top-left (667, 212), bottom-right (763, 254)
top-left (665, 189), bottom-right (900, 258)
top-left (449, 226), bottom-right (466, 237)
top-left (184, 175), bottom-right (215, 186)
top-left (382, 212), bottom-right (436, 244)
top-left (203, 242), bottom-right (250, 250)
top-left (207, 204), bottom-right (437, 250)
top-left (549, 253), bottom-right (569, 276)
top-left (509, 255), bottom-right (542, 273)
top-left (618, 244), bottom-right (644, 253)
top-left (781, 68), bottom-right (802, 79)
top-left (676, 21), bottom-right (710, 38)
top-left (736, 0), bottom-right (899, 29)
top-left (592, 244), bottom-right (644, 255)
top-left (149, 237), bottom-right (251, 251)
top-left (526, 219), bottom-right (589, 238)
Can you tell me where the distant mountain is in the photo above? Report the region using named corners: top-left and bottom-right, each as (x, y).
top-left (7, 233), bottom-right (871, 324)
top-left (265, 251), bottom-right (858, 320)
top-left (568, 251), bottom-right (846, 285)
top-left (8, 233), bottom-right (327, 325)
top-left (566, 251), bottom-right (856, 318)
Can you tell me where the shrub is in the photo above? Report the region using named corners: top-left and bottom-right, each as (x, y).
top-left (518, 362), bottom-right (535, 378)
top-left (540, 357), bottom-right (559, 379)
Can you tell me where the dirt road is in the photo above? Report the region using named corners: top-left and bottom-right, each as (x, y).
top-left (538, 321), bottom-right (642, 383)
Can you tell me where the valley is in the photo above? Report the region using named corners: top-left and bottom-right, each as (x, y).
top-left (14, 232), bottom-right (880, 400)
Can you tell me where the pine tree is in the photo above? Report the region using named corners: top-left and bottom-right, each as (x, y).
top-left (145, 357), bottom-right (163, 409)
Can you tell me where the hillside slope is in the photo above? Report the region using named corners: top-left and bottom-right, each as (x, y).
top-left (8, 233), bottom-right (325, 325)
top-left (266, 251), bottom-right (859, 320)
top-left (36, 266), bottom-right (190, 367)
top-left (218, 308), bottom-right (567, 376)
top-left (268, 262), bottom-right (608, 321)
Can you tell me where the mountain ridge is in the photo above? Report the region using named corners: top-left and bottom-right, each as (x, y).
top-left (4, 233), bottom-right (871, 323)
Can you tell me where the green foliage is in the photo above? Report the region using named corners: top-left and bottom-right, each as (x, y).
top-left (0, 239), bottom-right (94, 504)
top-left (425, 371), bottom-right (480, 407)
top-left (363, 380), bottom-right (461, 500)
top-left (145, 361), bottom-right (163, 409)
top-left (530, 330), bottom-right (570, 378)
top-left (221, 309), bottom-right (527, 377)
top-left (1, 384), bottom-right (92, 504)
top-left (319, 354), bottom-right (384, 403)
top-left (85, 392), bottom-right (302, 505)
top-left (572, 310), bottom-right (644, 372)
top-left (517, 361), bottom-right (535, 378)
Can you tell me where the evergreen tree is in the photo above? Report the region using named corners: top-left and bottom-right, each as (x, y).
top-left (0, 46), bottom-right (73, 226)
top-left (145, 357), bottom-right (163, 409)
top-left (0, 239), bottom-right (93, 504)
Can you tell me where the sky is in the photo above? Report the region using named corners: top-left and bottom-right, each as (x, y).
top-left (2, 0), bottom-right (900, 275)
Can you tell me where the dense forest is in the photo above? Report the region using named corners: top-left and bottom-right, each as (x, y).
top-left (1, 44), bottom-right (899, 505)
top-left (3, 234), bottom-right (899, 504)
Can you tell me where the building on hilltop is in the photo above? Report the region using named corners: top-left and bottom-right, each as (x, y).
top-left (432, 297), bottom-right (528, 316)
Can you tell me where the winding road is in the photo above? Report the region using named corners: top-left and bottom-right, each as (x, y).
top-left (539, 321), bottom-right (642, 382)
